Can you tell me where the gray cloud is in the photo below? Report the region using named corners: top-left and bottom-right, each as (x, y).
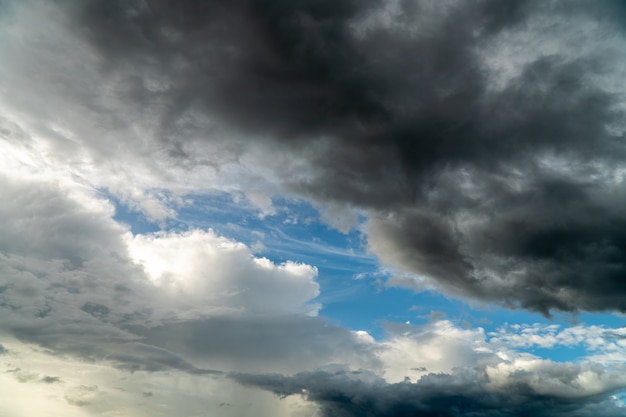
top-left (0, 176), bottom-right (127, 267)
top-left (125, 315), bottom-right (381, 374)
top-left (25, 0), bottom-right (625, 314)
top-left (41, 376), bottom-right (61, 384)
top-left (0, 170), bottom-right (339, 378)
top-left (233, 363), bottom-right (626, 417)
top-left (0, 175), bottom-right (154, 346)
top-left (64, 385), bottom-right (100, 407)
top-left (3, 2), bottom-right (626, 414)
top-left (6, 302), bottom-right (378, 377)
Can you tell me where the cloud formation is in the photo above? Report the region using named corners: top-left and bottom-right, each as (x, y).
top-left (234, 361), bottom-right (626, 417)
top-left (233, 319), bottom-right (626, 417)
top-left (127, 229), bottom-right (320, 316)
top-left (2, 0), bottom-right (623, 313)
top-left (0, 171), bottom-right (326, 374)
top-left (3, 1), bottom-right (626, 416)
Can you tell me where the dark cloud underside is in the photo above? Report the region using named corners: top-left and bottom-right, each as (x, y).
top-left (53, 0), bottom-right (626, 314)
top-left (233, 367), bottom-right (626, 417)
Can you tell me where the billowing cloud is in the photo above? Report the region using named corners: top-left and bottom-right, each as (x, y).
top-left (234, 320), bottom-right (626, 417)
top-left (233, 361), bottom-right (626, 417)
top-left (3, 1), bottom-right (626, 416)
top-left (0, 171), bottom-right (325, 375)
top-left (2, 0), bottom-right (625, 313)
top-left (0, 166), bottom-right (334, 414)
top-left (127, 229), bottom-right (320, 316)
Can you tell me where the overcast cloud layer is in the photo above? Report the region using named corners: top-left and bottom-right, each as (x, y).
top-left (2, 0), bottom-right (626, 416)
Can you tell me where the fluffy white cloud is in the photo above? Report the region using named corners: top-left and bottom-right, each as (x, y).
top-left (127, 229), bottom-right (320, 316)
top-left (375, 320), bottom-right (495, 382)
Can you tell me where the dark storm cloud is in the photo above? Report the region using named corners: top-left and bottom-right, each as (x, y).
top-left (233, 365), bottom-right (626, 417)
top-left (60, 0), bottom-right (626, 313)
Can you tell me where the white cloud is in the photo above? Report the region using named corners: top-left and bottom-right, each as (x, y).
top-left (490, 323), bottom-right (626, 363)
top-left (348, 318), bottom-right (626, 398)
top-left (484, 358), bottom-right (626, 398)
top-left (127, 229), bottom-right (320, 317)
top-left (371, 320), bottom-right (493, 382)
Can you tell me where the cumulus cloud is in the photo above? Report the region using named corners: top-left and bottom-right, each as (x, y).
top-left (234, 363), bottom-right (626, 417)
top-left (376, 320), bottom-right (495, 382)
top-left (3, 1), bottom-right (626, 415)
top-left (0, 173), bottom-right (153, 340)
top-left (234, 320), bottom-right (626, 417)
top-left (125, 315), bottom-right (380, 374)
top-left (127, 229), bottom-right (320, 316)
top-left (1, 0), bottom-right (624, 313)
top-left (0, 166), bottom-right (332, 414)
top-left (0, 172), bottom-right (324, 377)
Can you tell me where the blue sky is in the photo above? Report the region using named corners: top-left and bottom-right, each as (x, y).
top-left (111, 190), bottom-right (626, 355)
top-left (2, 1), bottom-right (626, 416)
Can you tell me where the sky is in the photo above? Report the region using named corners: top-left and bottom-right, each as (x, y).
top-left (1, 0), bottom-right (626, 416)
